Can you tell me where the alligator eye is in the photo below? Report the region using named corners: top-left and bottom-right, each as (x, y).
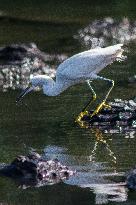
top-left (64, 171), bottom-right (69, 176)
top-left (52, 172), bottom-right (57, 177)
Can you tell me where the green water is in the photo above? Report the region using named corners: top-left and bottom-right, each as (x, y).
top-left (0, 0), bottom-right (136, 204)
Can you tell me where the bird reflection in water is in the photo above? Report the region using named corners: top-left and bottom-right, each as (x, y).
top-left (84, 129), bottom-right (127, 204)
top-left (15, 99), bottom-right (135, 203)
top-left (88, 129), bottom-right (117, 167)
top-left (75, 99), bottom-right (136, 203)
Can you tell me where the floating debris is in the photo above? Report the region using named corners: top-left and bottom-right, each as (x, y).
top-left (0, 151), bottom-right (75, 188)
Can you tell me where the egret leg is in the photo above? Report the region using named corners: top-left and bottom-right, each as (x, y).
top-left (91, 76), bottom-right (114, 117)
top-left (82, 80), bottom-right (97, 112)
top-left (75, 80), bottom-right (96, 123)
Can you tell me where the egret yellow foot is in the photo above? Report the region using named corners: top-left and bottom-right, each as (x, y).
top-left (75, 110), bottom-right (88, 123)
top-left (75, 110), bottom-right (89, 128)
top-left (90, 101), bottom-right (111, 118)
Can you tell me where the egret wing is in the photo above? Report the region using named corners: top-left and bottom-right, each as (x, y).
top-left (56, 44), bottom-right (123, 81)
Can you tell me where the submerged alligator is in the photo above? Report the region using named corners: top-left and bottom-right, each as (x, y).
top-left (77, 98), bottom-right (136, 137)
top-left (0, 151), bottom-right (75, 188)
top-left (0, 151), bottom-right (136, 191)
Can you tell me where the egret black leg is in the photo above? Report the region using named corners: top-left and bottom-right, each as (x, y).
top-left (91, 76), bottom-right (114, 117)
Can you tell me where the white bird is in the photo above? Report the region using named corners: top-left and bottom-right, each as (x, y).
top-left (16, 44), bottom-right (125, 123)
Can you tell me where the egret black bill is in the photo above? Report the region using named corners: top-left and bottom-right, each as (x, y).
top-left (16, 84), bottom-right (33, 103)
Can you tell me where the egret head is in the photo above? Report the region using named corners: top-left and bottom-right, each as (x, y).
top-left (16, 75), bottom-right (49, 103)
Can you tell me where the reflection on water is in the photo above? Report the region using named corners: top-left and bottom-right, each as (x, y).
top-left (74, 17), bottom-right (136, 48)
top-left (89, 129), bottom-right (117, 165)
top-left (0, 1), bottom-right (135, 204)
top-left (78, 130), bottom-right (126, 204)
top-left (0, 88), bottom-right (135, 205)
top-left (43, 133), bottom-right (127, 205)
top-left (0, 130), bottom-right (128, 204)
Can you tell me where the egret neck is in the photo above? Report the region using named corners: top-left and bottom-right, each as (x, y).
top-left (42, 77), bottom-right (67, 96)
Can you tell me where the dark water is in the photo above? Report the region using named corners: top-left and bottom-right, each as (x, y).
top-left (0, 1), bottom-right (136, 204)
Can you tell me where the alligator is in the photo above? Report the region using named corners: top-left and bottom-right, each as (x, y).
top-left (77, 98), bottom-right (136, 137)
top-left (0, 151), bottom-right (75, 187)
top-left (0, 150), bottom-right (136, 191)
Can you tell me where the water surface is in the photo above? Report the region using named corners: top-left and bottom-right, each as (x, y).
top-left (0, 1), bottom-right (136, 204)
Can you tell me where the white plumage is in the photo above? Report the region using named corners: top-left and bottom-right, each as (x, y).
top-left (16, 44), bottom-right (125, 118)
top-left (57, 44), bottom-right (123, 79)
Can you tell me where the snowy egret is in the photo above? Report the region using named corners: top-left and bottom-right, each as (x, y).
top-left (16, 44), bottom-right (125, 123)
